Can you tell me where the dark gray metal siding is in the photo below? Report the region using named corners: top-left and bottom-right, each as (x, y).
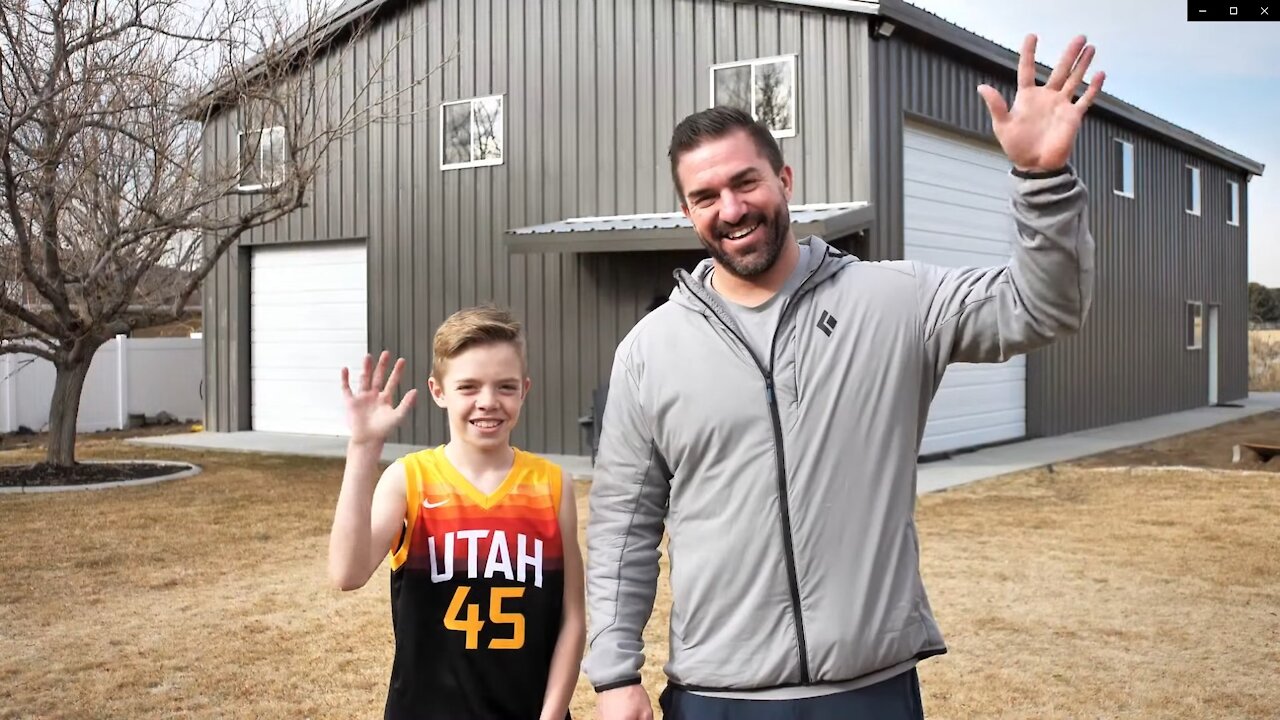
top-left (202, 0), bottom-right (873, 453)
top-left (868, 31), bottom-right (1252, 439)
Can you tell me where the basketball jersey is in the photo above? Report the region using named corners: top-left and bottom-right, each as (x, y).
top-left (384, 446), bottom-right (570, 720)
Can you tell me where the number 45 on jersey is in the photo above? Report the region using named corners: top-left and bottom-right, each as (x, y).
top-left (444, 585), bottom-right (525, 650)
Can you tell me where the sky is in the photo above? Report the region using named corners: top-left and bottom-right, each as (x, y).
top-left (902, 0), bottom-right (1279, 287)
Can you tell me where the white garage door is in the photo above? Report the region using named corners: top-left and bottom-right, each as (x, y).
top-left (903, 124), bottom-right (1026, 456)
top-left (251, 242), bottom-right (368, 436)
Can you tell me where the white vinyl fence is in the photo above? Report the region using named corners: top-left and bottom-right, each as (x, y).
top-left (0, 336), bottom-right (203, 435)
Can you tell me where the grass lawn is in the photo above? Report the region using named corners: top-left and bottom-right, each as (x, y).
top-left (2, 415), bottom-right (1278, 719)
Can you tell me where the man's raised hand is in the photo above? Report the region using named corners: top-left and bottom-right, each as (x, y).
top-left (977, 34), bottom-right (1106, 174)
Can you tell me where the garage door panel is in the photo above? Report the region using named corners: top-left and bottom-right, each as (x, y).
top-left (903, 232), bottom-right (1013, 266)
top-left (904, 124), bottom-right (1026, 455)
top-left (250, 288), bottom-right (367, 305)
top-left (933, 373), bottom-right (1023, 406)
top-left (904, 130), bottom-right (1012, 171)
top-left (936, 360), bottom-right (1026, 388)
top-left (251, 344), bottom-right (369, 370)
top-left (252, 379), bottom-right (348, 401)
top-left (919, 417), bottom-right (1026, 457)
top-left (250, 243), bottom-right (365, 267)
top-left (251, 264), bottom-right (367, 294)
top-left (251, 330), bottom-right (369, 346)
top-left (250, 303), bottom-right (367, 332)
top-left (921, 408), bottom-right (1025, 435)
top-left (249, 338), bottom-right (368, 356)
top-left (930, 379), bottom-right (1024, 420)
top-left (904, 178), bottom-right (1010, 214)
top-left (251, 242), bottom-right (366, 436)
top-left (904, 197), bottom-right (1014, 242)
top-left (903, 156), bottom-right (1011, 201)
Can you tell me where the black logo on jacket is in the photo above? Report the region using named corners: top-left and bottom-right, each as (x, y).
top-left (817, 310), bottom-right (838, 337)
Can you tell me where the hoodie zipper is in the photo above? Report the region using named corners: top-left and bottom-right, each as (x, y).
top-left (676, 252), bottom-right (828, 686)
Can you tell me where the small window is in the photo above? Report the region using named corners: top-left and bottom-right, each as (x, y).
top-left (1112, 139), bottom-right (1134, 198)
top-left (1184, 165), bottom-right (1201, 216)
top-left (237, 127), bottom-right (288, 191)
top-left (441, 95), bottom-right (504, 169)
top-left (1186, 301), bottom-right (1203, 350)
top-left (711, 55), bottom-right (797, 138)
top-left (1227, 180), bottom-right (1240, 226)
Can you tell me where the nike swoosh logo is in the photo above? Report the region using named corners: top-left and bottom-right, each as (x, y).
top-left (422, 498), bottom-right (450, 509)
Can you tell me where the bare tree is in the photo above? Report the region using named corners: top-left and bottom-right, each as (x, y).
top-left (754, 60), bottom-right (792, 134)
top-left (0, 0), bottom-right (450, 468)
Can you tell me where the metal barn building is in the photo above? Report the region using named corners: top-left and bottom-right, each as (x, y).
top-left (197, 0), bottom-right (1266, 457)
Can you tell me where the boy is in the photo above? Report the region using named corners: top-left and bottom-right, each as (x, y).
top-left (327, 305), bottom-right (585, 720)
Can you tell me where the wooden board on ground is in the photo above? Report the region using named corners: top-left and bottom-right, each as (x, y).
top-left (1233, 442), bottom-right (1280, 464)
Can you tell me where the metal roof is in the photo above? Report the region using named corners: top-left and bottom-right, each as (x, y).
top-left (189, 0), bottom-right (1263, 176)
top-left (504, 202), bottom-right (875, 254)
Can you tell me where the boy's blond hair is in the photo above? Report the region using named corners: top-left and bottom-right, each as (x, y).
top-left (431, 305), bottom-right (527, 382)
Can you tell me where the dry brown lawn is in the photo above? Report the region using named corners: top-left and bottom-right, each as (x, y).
top-left (1252, 330), bottom-right (1280, 391)
top-left (1, 427), bottom-right (1278, 719)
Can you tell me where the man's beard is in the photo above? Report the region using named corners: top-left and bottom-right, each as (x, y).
top-left (699, 204), bottom-right (790, 279)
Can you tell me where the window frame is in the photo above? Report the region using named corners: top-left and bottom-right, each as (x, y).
top-left (1184, 164), bottom-right (1201, 216)
top-left (1186, 301), bottom-right (1203, 350)
top-left (1112, 138), bottom-right (1135, 199)
top-left (1227, 179), bottom-right (1240, 226)
top-left (709, 54), bottom-right (799, 139)
top-left (439, 94), bottom-right (505, 171)
top-left (235, 126), bottom-right (287, 193)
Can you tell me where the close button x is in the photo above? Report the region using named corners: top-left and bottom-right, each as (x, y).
top-left (1263, 6), bottom-right (1271, 15)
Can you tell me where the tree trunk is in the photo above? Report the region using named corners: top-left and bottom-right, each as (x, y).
top-left (45, 356), bottom-right (94, 467)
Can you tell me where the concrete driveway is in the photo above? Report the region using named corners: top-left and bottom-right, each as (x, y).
top-left (130, 392), bottom-right (1280, 493)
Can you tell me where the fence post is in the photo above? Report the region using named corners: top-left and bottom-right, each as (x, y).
top-left (116, 334), bottom-right (129, 430)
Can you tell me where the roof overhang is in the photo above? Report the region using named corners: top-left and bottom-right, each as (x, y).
top-left (504, 202), bottom-right (874, 254)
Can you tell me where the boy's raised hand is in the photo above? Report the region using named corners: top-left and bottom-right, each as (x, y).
top-left (341, 350), bottom-right (417, 445)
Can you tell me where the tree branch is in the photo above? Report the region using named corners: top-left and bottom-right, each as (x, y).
top-left (0, 339), bottom-right (57, 362)
top-left (0, 291), bottom-right (62, 337)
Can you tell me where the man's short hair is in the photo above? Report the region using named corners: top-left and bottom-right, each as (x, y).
top-left (431, 305), bottom-right (526, 382)
top-left (667, 106), bottom-right (786, 201)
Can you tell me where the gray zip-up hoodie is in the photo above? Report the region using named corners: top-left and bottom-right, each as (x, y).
top-left (583, 166), bottom-right (1094, 694)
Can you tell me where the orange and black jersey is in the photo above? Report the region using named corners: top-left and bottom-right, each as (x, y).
top-left (384, 447), bottom-right (570, 720)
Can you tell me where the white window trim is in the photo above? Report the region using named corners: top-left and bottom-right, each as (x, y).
top-left (1186, 300), bottom-right (1203, 350)
top-left (1112, 138), bottom-right (1134, 199)
top-left (1185, 164), bottom-right (1201, 216)
top-left (440, 94), bottom-right (505, 171)
top-left (1227, 180), bottom-right (1240, 226)
top-left (709, 54), bottom-right (799, 139)
top-left (236, 126), bottom-right (286, 193)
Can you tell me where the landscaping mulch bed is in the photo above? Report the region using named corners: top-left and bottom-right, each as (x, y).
top-left (0, 461), bottom-right (183, 488)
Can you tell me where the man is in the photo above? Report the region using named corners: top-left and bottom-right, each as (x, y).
top-left (584, 34), bottom-right (1103, 720)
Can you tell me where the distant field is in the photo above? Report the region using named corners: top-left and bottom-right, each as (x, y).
top-left (1250, 330), bottom-right (1280, 391)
